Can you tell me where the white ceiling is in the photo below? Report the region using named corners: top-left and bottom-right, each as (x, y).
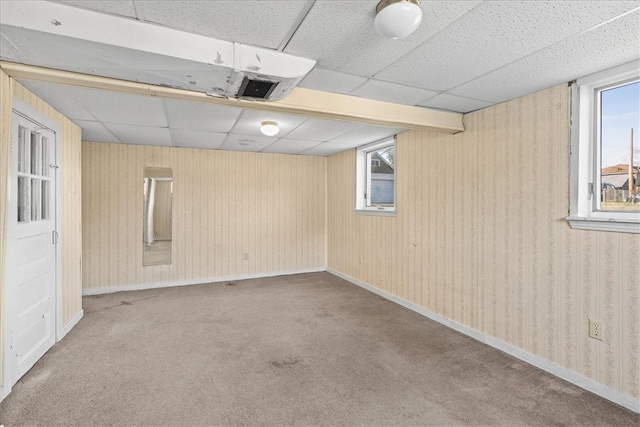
top-left (20, 80), bottom-right (404, 154)
top-left (1, 0), bottom-right (639, 156)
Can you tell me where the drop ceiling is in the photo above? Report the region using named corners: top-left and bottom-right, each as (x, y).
top-left (1, 0), bottom-right (638, 156)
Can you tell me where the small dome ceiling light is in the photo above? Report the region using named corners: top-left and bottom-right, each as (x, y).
top-left (260, 120), bottom-right (280, 136)
top-left (374, 0), bottom-right (423, 40)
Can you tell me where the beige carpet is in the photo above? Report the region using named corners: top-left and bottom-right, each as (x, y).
top-left (1, 272), bottom-right (638, 426)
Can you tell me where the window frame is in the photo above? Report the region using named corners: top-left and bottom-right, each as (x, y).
top-left (355, 137), bottom-right (396, 215)
top-left (568, 60), bottom-right (640, 234)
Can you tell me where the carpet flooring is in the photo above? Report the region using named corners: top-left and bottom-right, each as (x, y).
top-left (1, 272), bottom-right (638, 426)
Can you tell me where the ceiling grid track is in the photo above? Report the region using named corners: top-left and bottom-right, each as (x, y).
top-left (132, 0), bottom-right (146, 22)
top-left (161, 98), bottom-right (176, 147)
top-left (277, 0), bottom-right (317, 52)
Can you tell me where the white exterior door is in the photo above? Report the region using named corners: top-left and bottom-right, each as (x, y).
top-left (4, 111), bottom-right (58, 388)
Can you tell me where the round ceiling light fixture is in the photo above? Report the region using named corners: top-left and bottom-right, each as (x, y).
top-left (374, 0), bottom-right (422, 40)
top-left (260, 120), bottom-right (280, 136)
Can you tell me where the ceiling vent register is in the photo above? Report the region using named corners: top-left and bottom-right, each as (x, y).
top-left (237, 78), bottom-right (278, 101)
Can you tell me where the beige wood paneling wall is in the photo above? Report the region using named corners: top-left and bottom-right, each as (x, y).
top-left (327, 84), bottom-right (639, 400)
top-left (0, 73), bottom-right (83, 389)
top-left (82, 143), bottom-right (326, 290)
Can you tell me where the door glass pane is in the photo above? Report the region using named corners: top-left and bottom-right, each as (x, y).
top-left (30, 132), bottom-right (41, 175)
top-left (31, 178), bottom-right (41, 221)
top-left (18, 126), bottom-right (28, 173)
top-left (42, 136), bottom-right (50, 177)
top-left (42, 180), bottom-right (50, 220)
top-left (18, 176), bottom-right (28, 223)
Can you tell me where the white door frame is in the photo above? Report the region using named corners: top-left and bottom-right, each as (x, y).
top-left (1, 98), bottom-right (63, 400)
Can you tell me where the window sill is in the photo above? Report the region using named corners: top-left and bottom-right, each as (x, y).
top-left (355, 209), bottom-right (396, 217)
top-left (566, 216), bottom-right (640, 234)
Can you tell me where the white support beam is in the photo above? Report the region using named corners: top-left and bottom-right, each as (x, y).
top-left (0, 62), bottom-right (464, 134)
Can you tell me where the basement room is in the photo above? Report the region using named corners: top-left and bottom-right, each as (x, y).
top-left (1, 0), bottom-right (639, 425)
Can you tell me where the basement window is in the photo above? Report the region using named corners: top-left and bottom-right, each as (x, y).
top-left (356, 137), bottom-right (396, 215)
top-left (568, 61), bottom-right (640, 233)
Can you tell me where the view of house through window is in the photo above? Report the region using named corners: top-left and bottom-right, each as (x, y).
top-left (367, 145), bottom-right (395, 207)
top-left (599, 80), bottom-right (639, 211)
top-left (356, 137), bottom-right (396, 213)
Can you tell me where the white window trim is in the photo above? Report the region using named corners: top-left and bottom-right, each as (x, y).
top-left (568, 60), bottom-right (640, 234)
top-left (355, 137), bottom-right (396, 215)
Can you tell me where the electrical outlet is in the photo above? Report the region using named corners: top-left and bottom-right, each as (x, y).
top-left (589, 318), bottom-right (604, 341)
top-left (242, 252), bottom-right (249, 261)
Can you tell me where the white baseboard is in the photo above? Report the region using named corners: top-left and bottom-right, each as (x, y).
top-left (327, 268), bottom-right (640, 414)
top-left (82, 268), bottom-right (327, 296)
top-left (57, 309), bottom-right (83, 342)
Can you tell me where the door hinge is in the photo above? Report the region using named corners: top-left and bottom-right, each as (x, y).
top-left (52, 230), bottom-right (59, 244)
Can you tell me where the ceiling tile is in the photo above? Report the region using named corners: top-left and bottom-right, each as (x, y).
top-left (18, 81), bottom-right (96, 121)
top-left (220, 133), bottom-right (277, 152)
top-left (449, 10), bottom-right (640, 104)
top-left (103, 124), bottom-right (172, 146)
top-left (375, 1), bottom-right (640, 92)
top-left (135, 0), bottom-right (310, 50)
top-left (171, 129), bottom-right (227, 150)
top-left (284, 118), bottom-right (361, 142)
top-left (74, 120), bottom-right (121, 143)
top-left (230, 110), bottom-right (308, 138)
top-left (349, 79), bottom-right (437, 105)
top-left (48, 1), bottom-right (138, 18)
top-left (298, 68), bottom-right (367, 94)
top-left (417, 94), bottom-right (494, 113)
top-left (164, 99), bottom-right (242, 132)
top-left (70, 88), bottom-right (168, 127)
top-left (285, 1), bottom-right (481, 77)
top-left (300, 142), bottom-right (354, 157)
top-left (262, 138), bottom-right (322, 155)
top-left (330, 126), bottom-right (407, 146)
top-left (0, 29), bottom-right (25, 63)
